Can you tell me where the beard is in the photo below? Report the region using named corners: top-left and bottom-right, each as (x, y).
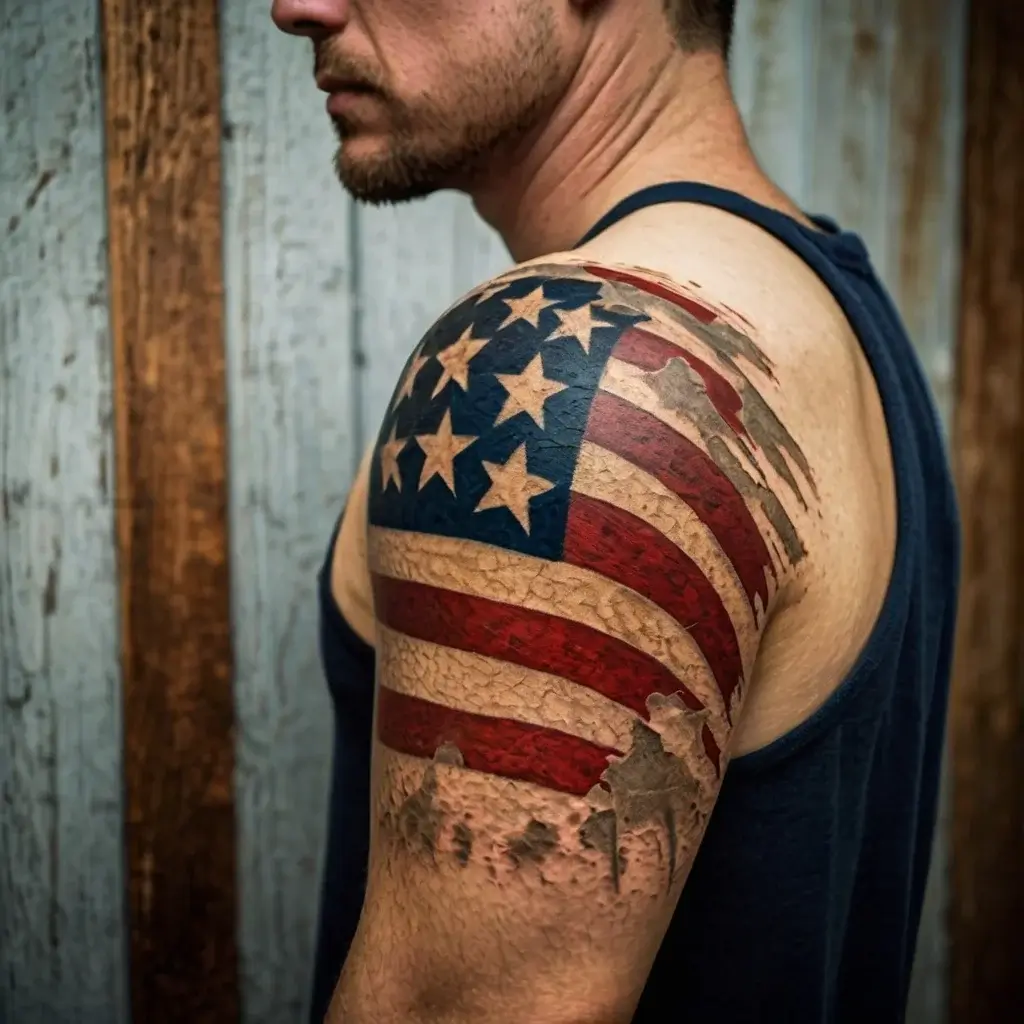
top-left (320, 7), bottom-right (566, 204)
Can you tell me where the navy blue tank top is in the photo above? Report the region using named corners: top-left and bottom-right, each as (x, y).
top-left (309, 183), bottom-right (960, 1023)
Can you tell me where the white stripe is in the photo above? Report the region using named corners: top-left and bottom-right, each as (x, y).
top-left (571, 442), bottom-right (757, 676)
top-left (377, 625), bottom-right (639, 751)
top-left (598, 356), bottom-right (779, 617)
top-left (369, 526), bottom-right (730, 734)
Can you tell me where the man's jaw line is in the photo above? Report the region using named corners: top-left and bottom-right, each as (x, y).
top-left (469, 49), bottom-right (750, 264)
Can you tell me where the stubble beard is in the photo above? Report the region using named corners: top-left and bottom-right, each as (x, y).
top-left (330, 10), bottom-right (565, 205)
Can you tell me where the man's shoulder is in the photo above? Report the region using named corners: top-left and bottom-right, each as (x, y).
top-left (366, 246), bottom-right (897, 750)
top-left (370, 252), bottom-right (829, 619)
top-left (469, 234), bottom-right (865, 399)
top-left (443, 246), bottom-right (872, 525)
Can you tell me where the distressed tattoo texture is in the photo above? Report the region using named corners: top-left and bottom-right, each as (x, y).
top-left (365, 261), bottom-right (816, 892)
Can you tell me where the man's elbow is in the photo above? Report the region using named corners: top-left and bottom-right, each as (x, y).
top-left (329, 963), bottom-right (634, 1024)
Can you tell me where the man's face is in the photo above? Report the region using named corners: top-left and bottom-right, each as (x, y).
top-left (271, 0), bottom-right (573, 203)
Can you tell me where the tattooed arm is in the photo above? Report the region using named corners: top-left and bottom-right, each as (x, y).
top-left (327, 261), bottom-right (816, 1023)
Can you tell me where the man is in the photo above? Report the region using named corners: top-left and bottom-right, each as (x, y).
top-left (270, 1), bottom-right (960, 1021)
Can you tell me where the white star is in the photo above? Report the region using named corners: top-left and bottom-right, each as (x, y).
top-left (493, 354), bottom-right (568, 429)
top-left (414, 409), bottom-right (477, 494)
top-left (497, 285), bottom-right (551, 331)
top-left (432, 326), bottom-right (490, 398)
top-left (547, 303), bottom-right (606, 354)
top-left (474, 443), bottom-right (555, 535)
top-left (378, 424), bottom-right (408, 492)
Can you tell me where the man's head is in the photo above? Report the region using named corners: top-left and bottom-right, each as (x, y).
top-left (271, 0), bottom-right (736, 205)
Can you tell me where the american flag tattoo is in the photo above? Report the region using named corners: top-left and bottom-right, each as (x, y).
top-left (366, 261), bottom-right (815, 886)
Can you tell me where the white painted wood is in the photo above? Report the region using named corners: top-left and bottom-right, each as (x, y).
top-left (0, 2), bottom-right (128, 1022)
top-left (356, 195), bottom-right (511, 447)
top-left (734, 3), bottom-right (966, 1019)
top-left (731, 0), bottom-right (819, 201)
top-left (218, 8), bottom-right (359, 1022)
top-left (802, 0), bottom-right (899, 265)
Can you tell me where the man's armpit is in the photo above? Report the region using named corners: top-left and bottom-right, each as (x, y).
top-left (364, 261), bottom-right (817, 895)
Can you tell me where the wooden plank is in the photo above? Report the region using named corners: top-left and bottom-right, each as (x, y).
top-left (734, 3), bottom-right (967, 1020)
top-left (99, 1), bottom-right (238, 1021)
top-left (217, 7), bottom-right (358, 1022)
top-left (885, 5), bottom-right (967, 1021)
top-left (356, 197), bottom-right (510, 447)
top-left (949, 0), bottom-right (1024, 1017)
top-left (0, 3), bottom-right (129, 1021)
top-left (882, 0), bottom-right (968, 428)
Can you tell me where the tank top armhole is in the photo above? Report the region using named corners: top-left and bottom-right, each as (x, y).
top-left (318, 505), bottom-right (376, 667)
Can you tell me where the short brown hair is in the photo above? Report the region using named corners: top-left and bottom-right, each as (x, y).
top-left (663, 0), bottom-right (737, 55)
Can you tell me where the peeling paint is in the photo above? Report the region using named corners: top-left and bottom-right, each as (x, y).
top-left (580, 699), bottom-right (715, 891)
top-left (452, 820), bottom-right (473, 866)
top-left (505, 819), bottom-right (558, 867)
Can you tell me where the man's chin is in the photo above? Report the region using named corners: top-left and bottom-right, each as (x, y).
top-left (334, 144), bottom-right (450, 205)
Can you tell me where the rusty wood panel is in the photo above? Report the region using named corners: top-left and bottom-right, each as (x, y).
top-left (0, 2), bottom-right (128, 1021)
top-left (217, 4), bottom-right (358, 1020)
top-left (99, 0), bottom-right (239, 1020)
top-left (950, 0), bottom-right (1024, 1018)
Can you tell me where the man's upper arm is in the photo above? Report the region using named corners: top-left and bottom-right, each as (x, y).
top-left (336, 260), bottom-right (818, 1022)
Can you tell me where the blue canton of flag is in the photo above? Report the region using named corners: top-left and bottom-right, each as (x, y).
top-left (368, 274), bottom-right (645, 562)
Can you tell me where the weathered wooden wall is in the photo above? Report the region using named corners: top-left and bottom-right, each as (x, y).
top-left (1, 2), bottom-right (129, 1023)
top-left (1, 1), bottom-right (966, 1021)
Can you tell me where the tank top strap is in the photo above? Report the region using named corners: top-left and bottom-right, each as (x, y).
top-left (575, 180), bottom-right (870, 268)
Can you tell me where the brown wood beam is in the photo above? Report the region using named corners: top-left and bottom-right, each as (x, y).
top-left (950, 0), bottom-right (1024, 1018)
top-left (100, 1), bottom-right (239, 1020)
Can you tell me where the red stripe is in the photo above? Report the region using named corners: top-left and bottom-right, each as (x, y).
top-left (583, 264), bottom-right (717, 323)
top-left (585, 389), bottom-right (772, 615)
top-left (373, 573), bottom-right (720, 768)
top-left (564, 494), bottom-right (743, 714)
top-left (613, 326), bottom-right (749, 440)
top-left (376, 685), bottom-right (619, 796)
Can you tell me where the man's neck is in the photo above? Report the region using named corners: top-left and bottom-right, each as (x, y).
top-left (471, 43), bottom-right (789, 263)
